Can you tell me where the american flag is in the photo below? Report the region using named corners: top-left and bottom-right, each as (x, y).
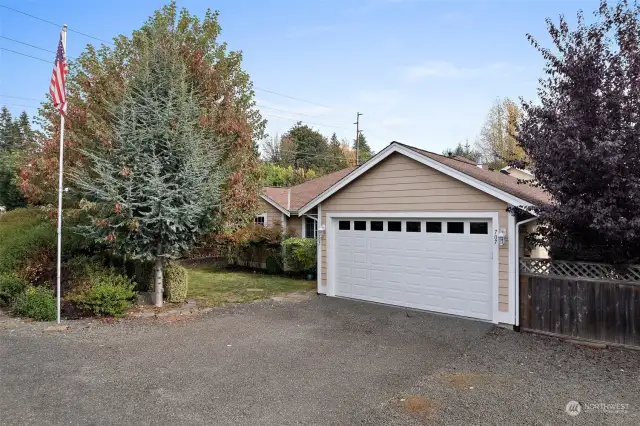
top-left (50, 29), bottom-right (68, 115)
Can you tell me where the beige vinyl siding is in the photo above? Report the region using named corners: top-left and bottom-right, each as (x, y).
top-left (258, 199), bottom-right (284, 228)
top-left (321, 153), bottom-right (512, 313)
top-left (287, 216), bottom-right (302, 237)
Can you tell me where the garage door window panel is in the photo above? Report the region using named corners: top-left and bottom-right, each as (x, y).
top-left (339, 221), bottom-right (351, 230)
top-left (470, 222), bottom-right (488, 234)
top-left (426, 222), bottom-right (442, 233)
top-left (447, 222), bottom-right (465, 234)
top-left (388, 221), bottom-right (402, 232)
top-left (354, 221), bottom-right (367, 231)
top-left (370, 221), bottom-right (384, 231)
top-left (406, 221), bottom-right (421, 232)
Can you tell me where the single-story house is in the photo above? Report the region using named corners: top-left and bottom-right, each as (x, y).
top-left (258, 142), bottom-right (550, 326)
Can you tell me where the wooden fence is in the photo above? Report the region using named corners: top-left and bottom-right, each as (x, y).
top-left (519, 258), bottom-right (640, 347)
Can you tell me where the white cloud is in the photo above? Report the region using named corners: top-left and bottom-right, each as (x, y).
top-left (403, 60), bottom-right (513, 81)
top-left (381, 117), bottom-right (409, 127)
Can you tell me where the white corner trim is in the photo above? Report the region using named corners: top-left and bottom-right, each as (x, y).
top-left (301, 215), bottom-right (306, 238)
top-left (281, 212), bottom-right (287, 231)
top-left (514, 216), bottom-right (538, 326)
top-left (317, 204), bottom-right (324, 294)
top-left (325, 211), bottom-right (504, 324)
top-left (508, 213), bottom-right (516, 325)
top-left (298, 143), bottom-right (535, 215)
top-left (260, 194), bottom-right (290, 216)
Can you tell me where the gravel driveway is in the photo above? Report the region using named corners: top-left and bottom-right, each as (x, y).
top-left (1, 294), bottom-right (638, 425)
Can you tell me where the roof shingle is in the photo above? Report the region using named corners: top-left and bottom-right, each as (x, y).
top-left (399, 143), bottom-right (550, 205)
top-left (262, 142), bottom-right (550, 213)
top-left (263, 167), bottom-right (356, 212)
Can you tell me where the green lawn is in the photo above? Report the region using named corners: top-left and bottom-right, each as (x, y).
top-left (185, 264), bottom-right (315, 307)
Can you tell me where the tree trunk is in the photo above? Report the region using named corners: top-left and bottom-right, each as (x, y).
top-left (154, 241), bottom-right (164, 307)
top-left (154, 257), bottom-right (164, 307)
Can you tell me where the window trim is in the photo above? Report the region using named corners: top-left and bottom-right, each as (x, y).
top-left (303, 216), bottom-right (317, 239)
top-left (255, 213), bottom-right (267, 227)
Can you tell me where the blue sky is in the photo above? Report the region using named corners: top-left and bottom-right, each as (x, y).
top-left (0, 0), bottom-right (599, 154)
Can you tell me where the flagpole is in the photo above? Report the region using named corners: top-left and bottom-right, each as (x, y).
top-left (56, 24), bottom-right (67, 324)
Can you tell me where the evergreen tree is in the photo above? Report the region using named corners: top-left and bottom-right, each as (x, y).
top-left (352, 132), bottom-right (373, 165)
top-left (442, 140), bottom-right (480, 162)
top-left (73, 26), bottom-right (222, 306)
top-left (325, 132), bottom-right (349, 171)
top-left (282, 122), bottom-right (328, 170)
top-left (0, 107), bottom-right (14, 151)
top-left (20, 3), bottom-right (263, 229)
top-left (16, 112), bottom-right (34, 149)
top-left (0, 107), bottom-right (28, 209)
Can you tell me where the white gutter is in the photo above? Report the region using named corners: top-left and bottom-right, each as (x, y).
top-left (514, 216), bottom-right (538, 327)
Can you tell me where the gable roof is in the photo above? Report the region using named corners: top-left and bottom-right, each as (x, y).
top-left (297, 142), bottom-right (550, 214)
top-left (400, 144), bottom-right (550, 206)
top-left (262, 167), bottom-right (357, 214)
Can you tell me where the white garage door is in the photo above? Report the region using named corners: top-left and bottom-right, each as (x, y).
top-left (333, 218), bottom-right (493, 321)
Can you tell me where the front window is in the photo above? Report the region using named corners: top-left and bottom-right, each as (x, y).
top-left (305, 217), bottom-right (317, 239)
top-left (255, 214), bottom-right (266, 227)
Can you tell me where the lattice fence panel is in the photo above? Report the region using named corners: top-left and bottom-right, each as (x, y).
top-left (520, 258), bottom-right (640, 283)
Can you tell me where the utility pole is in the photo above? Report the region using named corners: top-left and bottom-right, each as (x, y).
top-left (354, 112), bottom-right (363, 166)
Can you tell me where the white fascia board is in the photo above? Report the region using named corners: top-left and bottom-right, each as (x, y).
top-left (298, 143), bottom-right (535, 215)
top-left (260, 194), bottom-right (290, 216)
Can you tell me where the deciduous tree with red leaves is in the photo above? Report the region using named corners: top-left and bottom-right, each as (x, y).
top-left (517, 0), bottom-right (640, 263)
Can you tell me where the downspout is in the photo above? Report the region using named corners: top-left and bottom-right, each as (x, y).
top-left (287, 188), bottom-right (291, 211)
top-left (514, 216), bottom-right (538, 330)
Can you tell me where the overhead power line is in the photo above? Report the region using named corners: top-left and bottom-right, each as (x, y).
top-left (0, 94), bottom-right (42, 102)
top-left (257, 104), bottom-right (328, 119)
top-left (0, 47), bottom-right (51, 63)
top-left (262, 114), bottom-right (349, 130)
top-left (0, 35), bottom-right (56, 54)
top-left (255, 87), bottom-right (333, 109)
top-left (0, 5), bottom-right (113, 45)
top-left (2, 103), bottom-right (38, 109)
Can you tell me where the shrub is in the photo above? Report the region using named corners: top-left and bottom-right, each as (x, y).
top-left (0, 272), bottom-right (27, 307)
top-left (265, 255), bottom-right (283, 274)
top-left (282, 238), bottom-right (317, 273)
top-left (12, 286), bottom-right (57, 321)
top-left (70, 267), bottom-right (135, 317)
top-left (0, 208), bottom-right (55, 275)
top-left (164, 262), bottom-right (188, 303)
